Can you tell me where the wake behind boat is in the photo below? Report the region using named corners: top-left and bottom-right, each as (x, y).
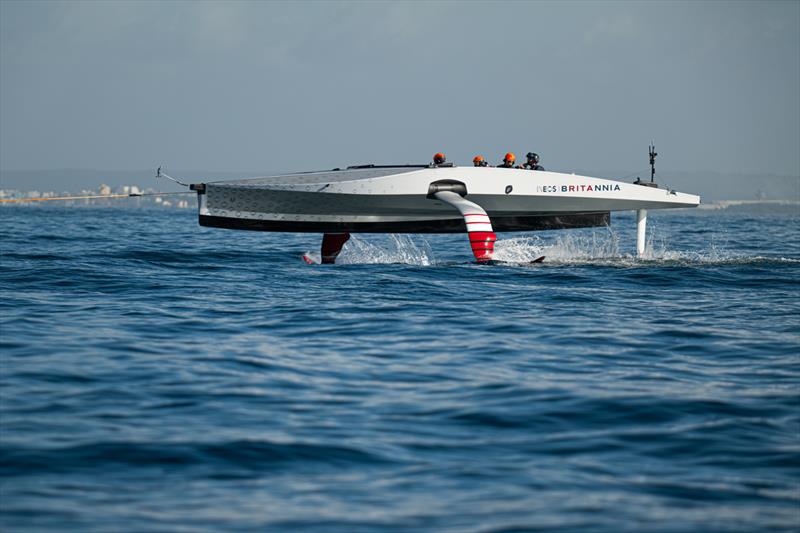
top-left (188, 150), bottom-right (700, 263)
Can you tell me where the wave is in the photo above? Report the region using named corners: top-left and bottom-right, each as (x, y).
top-left (0, 439), bottom-right (391, 477)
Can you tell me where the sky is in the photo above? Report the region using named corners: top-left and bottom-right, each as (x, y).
top-left (1, 0), bottom-right (799, 182)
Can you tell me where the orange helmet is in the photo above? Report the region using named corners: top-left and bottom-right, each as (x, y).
top-left (433, 152), bottom-right (446, 164)
top-left (504, 152), bottom-right (516, 163)
top-left (473, 155), bottom-right (485, 163)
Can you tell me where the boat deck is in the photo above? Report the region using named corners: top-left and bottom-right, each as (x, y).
top-left (210, 167), bottom-right (424, 188)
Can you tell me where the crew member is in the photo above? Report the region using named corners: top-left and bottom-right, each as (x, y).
top-left (498, 152), bottom-right (516, 168)
top-left (523, 152), bottom-right (545, 171)
top-left (433, 152), bottom-right (446, 166)
top-left (473, 155), bottom-right (488, 167)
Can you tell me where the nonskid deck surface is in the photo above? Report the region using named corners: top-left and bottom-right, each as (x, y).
top-left (212, 167), bottom-right (423, 188)
top-left (202, 166), bottom-right (700, 210)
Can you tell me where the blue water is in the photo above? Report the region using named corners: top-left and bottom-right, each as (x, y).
top-left (1, 205), bottom-right (798, 532)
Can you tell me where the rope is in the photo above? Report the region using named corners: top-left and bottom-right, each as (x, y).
top-left (0, 191), bottom-right (193, 204)
top-left (653, 171), bottom-right (673, 191)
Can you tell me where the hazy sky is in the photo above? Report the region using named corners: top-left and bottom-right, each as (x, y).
top-left (1, 0), bottom-right (798, 177)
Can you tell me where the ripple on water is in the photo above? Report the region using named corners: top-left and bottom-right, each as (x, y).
top-left (1, 207), bottom-right (798, 532)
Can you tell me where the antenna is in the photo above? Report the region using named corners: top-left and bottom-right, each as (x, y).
top-left (649, 142), bottom-right (657, 183)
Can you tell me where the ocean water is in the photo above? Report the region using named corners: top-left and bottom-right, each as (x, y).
top-left (0, 205), bottom-right (798, 532)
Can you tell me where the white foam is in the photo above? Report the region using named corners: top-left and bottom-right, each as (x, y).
top-left (303, 228), bottom-right (796, 267)
top-left (494, 227), bottom-right (791, 266)
top-left (335, 234), bottom-right (435, 266)
top-left (494, 230), bottom-right (623, 263)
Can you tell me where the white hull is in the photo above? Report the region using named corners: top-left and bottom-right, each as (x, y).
top-left (195, 166), bottom-right (699, 233)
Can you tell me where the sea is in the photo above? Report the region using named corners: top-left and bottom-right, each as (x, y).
top-left (0, 205), bottom-right (798, 532)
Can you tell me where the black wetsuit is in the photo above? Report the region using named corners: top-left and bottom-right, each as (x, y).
top-left (524, 163), bottom-right (545, 170)
top-left (497, 163), bottom-right (515, 168)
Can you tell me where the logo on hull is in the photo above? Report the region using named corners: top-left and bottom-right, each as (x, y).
top-left (537, 184), bottom-right (621, 193)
